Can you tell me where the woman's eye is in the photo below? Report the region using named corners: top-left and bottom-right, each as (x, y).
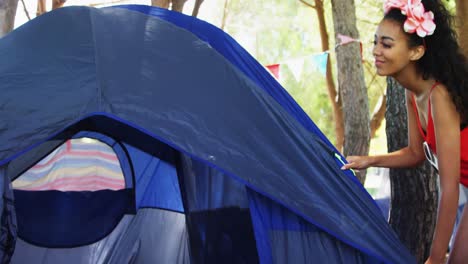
top-left (382, 43), bottom-right (391, 48)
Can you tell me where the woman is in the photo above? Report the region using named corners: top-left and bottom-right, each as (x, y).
top-left (340, 0), bottom-right (468, 263)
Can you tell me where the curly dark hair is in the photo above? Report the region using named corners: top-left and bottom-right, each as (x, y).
top-left (384, 0), bottom-right (468, 127)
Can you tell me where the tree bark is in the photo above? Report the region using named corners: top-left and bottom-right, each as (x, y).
top-left (386, 77), bottom-right (438, 263)
top-left (170, 0), bottom-right (187, 12)
top-left (456, 0), bottom-right (468, 56)
top-left (36, 0), bottom-right (46, 16)
top-left (330, 0), bottom-right (370, 183)
top-left (220, 0), bottom-right (229, 30)
top-left (191, 0), bottom-right (203, 17)
top-left (313, 0), bottom-right (344, 152)
top-left (52, 0), bottom-right (66, 10)
top-left (0, 0), bottom-right (19, 37)
top-left (19, 0), bottom-right (30, 20)
top-left (151, 0), bottom-right (170, 9)
top-left (299, 0), bottom-right (344, 151)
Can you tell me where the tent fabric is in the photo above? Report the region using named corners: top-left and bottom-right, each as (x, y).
top-left (0, 167), bottom-right (16, 263)
top-left (14, 189), bottom-right (135, 248)
top-left (125, 143), bottom-right (183, 211)
top-left (177, 153), bottom-right (258, 263)
top-left (5, 139), bottom-right (67, 184)
top-left (11, 209), bottom-right (190, 264)
top-left (178, 153), bottom-right (250, 211)
top-left (112, 5), bottom-right (331, 149)
top-left (0, 5), bottom-right (416, 264)
top-left (12, 129), bottom-right (184, 247)
top-left (113, 4), bottom-right (364, 189)
top-left (247, 189), bottom-right (380, 264)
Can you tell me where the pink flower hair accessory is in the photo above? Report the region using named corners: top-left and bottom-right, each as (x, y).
top-left (384, 0), bottom-right (436, 38)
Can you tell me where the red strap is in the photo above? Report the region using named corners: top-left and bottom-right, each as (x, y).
top-left (430, 82), bottom-right (440, 95)
top-left (411, 94), bottom-right (427, 137)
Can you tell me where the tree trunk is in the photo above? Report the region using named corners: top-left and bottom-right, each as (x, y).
top-left (36, 0), bottom-right (46, 16)
top-left (170, 0), bottom-right (187, 12)
top-left (386, 77), bottom-right (438, 263)
top-left (220, 0), bottom-right (229, 30)
top-left (151, 0), bottom-right (170, 9)
top-left (456, 0), bottom-right (468, 56)
top-left (300, 0), bottom-right (344, 151)
top-left (191, 0), bottom-right (203, 17)
top-left (313, 0), bottom-right (344, 152)
top-left (330, 0), bottom-right (370, 183)
top-left (52, 0), bottom-right (66, 10)
top-left (0, 0), bottom-right (19, 37)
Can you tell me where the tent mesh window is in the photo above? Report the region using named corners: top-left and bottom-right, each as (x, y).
top-left (12, 137), bottom-right (134, 248)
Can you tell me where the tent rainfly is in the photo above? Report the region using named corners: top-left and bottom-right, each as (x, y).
top-left (0, 5), bottom-right (415, 264)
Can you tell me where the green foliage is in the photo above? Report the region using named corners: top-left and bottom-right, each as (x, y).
top-left (217, 0), bottom-right (389, 145)
top-left (444, 0), bottom-right (456, 13)
top-left (281, 58), bottom-right (336, 141)
top-left (222, 0), bottom-right (336, 139)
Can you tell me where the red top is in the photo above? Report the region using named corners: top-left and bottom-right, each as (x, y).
top-left (411, 83), bottom-right (468, 187)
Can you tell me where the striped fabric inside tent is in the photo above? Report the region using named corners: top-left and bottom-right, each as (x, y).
top-left (12, 138), bottom-right (125, 191)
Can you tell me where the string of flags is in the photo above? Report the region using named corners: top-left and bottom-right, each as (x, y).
top-left (265, 33), bottom-right (361, 81)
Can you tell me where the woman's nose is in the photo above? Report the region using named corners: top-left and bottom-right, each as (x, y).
top-left (372, 44), bottom-right (381, 57)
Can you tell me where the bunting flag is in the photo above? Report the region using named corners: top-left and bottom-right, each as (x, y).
top-left (266, 64), bottom-right (280, 79)
top-left (337, 33), bottom-right (358, 46)
top-left (310, 52), bottom-right (329, 75)
top-left (285, 58), bottom-right (305, 81)
top-left (337, 33), bottom-right (363, 58)
top-left (264, 33), bottom-right (364, 81)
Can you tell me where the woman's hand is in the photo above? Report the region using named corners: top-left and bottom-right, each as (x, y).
top-left (341, 156), bottom-right (374, 170)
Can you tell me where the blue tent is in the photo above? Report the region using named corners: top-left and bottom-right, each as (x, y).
top-left (0, 5), bottom-right (415, 264)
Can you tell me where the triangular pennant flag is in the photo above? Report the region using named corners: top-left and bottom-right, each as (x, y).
top-left (337, 34), bottom-right (363, 60)
top-left (285, 58), bottom-right (305, 81)
top-left (337, 33), bottom-right (357, 46)
top-left (266, 64), bottom-right (280, 79)
top-left (310, 52), bottom-right (329, 76)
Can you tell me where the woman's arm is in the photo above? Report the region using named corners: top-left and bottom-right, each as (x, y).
top-left (426, 85), bottom-right (460, 264)
top-left (342, 90), bottom-right (426, 170)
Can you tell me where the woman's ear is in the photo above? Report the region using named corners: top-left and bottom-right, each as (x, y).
top-left (409, 45), bottom-right (425, 61)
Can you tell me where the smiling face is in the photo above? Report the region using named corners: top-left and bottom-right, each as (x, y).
top-left (373, 19), bottom-right (423, 77)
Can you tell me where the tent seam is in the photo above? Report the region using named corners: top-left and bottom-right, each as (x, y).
top-left (89, 9), bottom-right (102, 111)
